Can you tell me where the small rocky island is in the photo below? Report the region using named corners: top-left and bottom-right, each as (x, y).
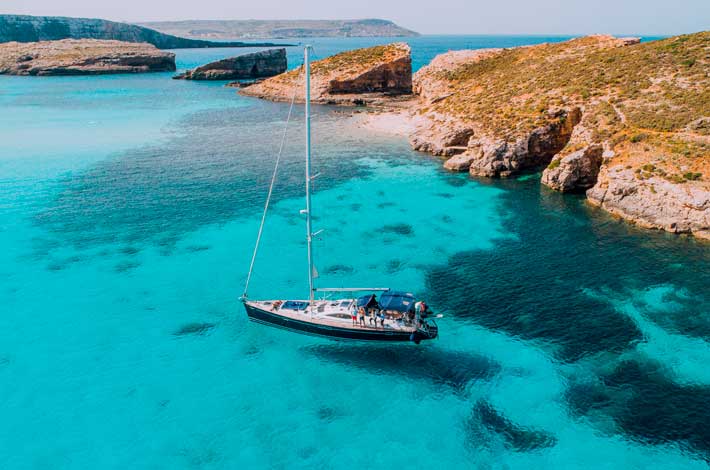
top-left (0, 39), bottom-right (175, 75)
top-left (240, 42), bottom-right (412, 105)
top-left (174, 48), bottom-right (286, 80)
top-left (244, 36), bottom-right (709, 239)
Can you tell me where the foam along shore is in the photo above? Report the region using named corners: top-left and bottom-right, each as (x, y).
top-left (0, 39), bottom-right (176, 75)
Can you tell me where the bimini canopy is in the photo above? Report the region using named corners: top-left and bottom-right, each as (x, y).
top-left (356, 294), bottom-right (379, 309)
top-left (378, 291), bottom-right (415, 313)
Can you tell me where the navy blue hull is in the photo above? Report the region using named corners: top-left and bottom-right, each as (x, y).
top-left (244, 304), bottom-right (436, 342)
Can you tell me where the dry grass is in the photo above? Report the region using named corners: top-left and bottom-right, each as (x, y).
top-left (427, 32), bottom-right (709, 183)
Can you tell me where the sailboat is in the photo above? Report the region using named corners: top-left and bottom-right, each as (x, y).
top-left (240, 46), bottom-right (439, 344)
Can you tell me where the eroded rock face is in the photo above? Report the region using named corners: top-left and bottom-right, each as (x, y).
top-left (240, 43), bottom-right (412, 105)
top-left (542, 144), bottom-right (604, 192)
top-left (173, 48), bottom-right (286, 80)
top-left (0, 39), bottom-right (175, 75)
top-left (463, 108), bottom-right (582, 177)
top-left (587, 167), bottom-right (710, 239)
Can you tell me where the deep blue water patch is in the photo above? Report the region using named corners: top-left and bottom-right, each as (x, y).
top-left (567, 358), bottom-right (710, 458)
top-left (467, 400), bottom-right (557, 452)
top-left (427, 176), bottom-right (710, 454)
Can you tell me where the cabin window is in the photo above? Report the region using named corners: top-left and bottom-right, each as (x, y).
top-left (281, 301), bottom-right (309, 311)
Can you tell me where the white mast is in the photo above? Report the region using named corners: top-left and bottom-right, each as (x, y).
top-left (304, 45), bottom-right (315, 306)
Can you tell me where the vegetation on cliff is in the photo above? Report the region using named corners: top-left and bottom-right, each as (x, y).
top-left (405, 32), bottom-right (709, 237)
top-left (240, 43), bottom-right (412, 104)
top-left (424, 33), bottom-right (709, 182)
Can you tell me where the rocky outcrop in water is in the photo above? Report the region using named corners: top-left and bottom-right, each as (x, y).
top-left (240, 43), bottom-right (412, 105)
top-left (587, 167), bottom-right (710, 239)
top-left (0, 14), bottom-right (286, 49)
top-left (0, 39), bottom-right (175, 75)
top-left (174, 48), bottom-right (287, 80)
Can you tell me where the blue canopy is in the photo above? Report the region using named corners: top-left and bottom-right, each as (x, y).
top-left (378, 291), bottom-right (415, 313)
top-left (356, 294), bottom-right (379, 309)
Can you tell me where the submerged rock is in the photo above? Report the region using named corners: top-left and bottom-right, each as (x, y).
top-left (0, 39), bottom-right (175, 75)
top-left (468, 400), bottom-right (557, 452)
top-left (174, 48), bottom-right (286, 80)
top-left (240, 42), bottom-right (412, 105)
top-left (173, 322), bottom-right (216, 336)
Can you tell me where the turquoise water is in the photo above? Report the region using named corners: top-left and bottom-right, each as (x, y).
top-left (0, 36), bottom-right (707, 469)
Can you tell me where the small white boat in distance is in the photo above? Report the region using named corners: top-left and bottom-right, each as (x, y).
top-left (240, 46), bottom-right (439, 344)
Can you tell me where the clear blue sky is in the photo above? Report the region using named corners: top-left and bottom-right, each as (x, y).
top-left (3, 0), bottom-right (709, 35)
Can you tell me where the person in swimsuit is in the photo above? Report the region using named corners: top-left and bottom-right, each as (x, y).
top-left (358, 307), bottom-right (366, 327)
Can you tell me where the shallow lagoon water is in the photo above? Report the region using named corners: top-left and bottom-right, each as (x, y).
top-left (0, 36), bottom-right (708, 469)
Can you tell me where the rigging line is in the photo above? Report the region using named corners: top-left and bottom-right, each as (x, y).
top-left (242, 66), bottom-right (302, 299)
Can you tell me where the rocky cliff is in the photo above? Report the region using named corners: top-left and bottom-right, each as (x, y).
top-left (174, 48), bottom-right (286, 80)
top-left (0, 39), bottom-right (175, 75)
top-left (0, 14), bottom-right (286, 49)
top-left (239, 43), bottom-right (412, 105)
top-left (403, 33), bottom-right (709, 239)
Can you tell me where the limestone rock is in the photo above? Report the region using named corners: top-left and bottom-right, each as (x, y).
top-left (0, 39), bottom-right (175, 75)
top-left (542, 144), bottom-right (604, 192)
top-left (444, 153), bottom-right (478, 171)
top-left (174, 48), bottom-right (286, 80)
top-left (587, 167), bottom-right (710, 238)
top-left (467, 108), bottom-right (582, 177)
top-left (409, 114), bottom-right (474, 156)
top-left (240, 43), bottom-right (412, 105)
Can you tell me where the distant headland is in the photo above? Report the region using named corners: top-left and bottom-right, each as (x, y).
top-left (0, 14), bottom-right (289, 49)
top-left (135, 19), bottom-right (420, 39)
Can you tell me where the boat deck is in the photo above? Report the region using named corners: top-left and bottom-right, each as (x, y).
top-left (244, 298), bottom-right (418, 333)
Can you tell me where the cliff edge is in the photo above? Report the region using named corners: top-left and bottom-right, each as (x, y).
top-left (174, 48), bottom-right (287, 80)
top-left (407, 33), bottom-right (709, 239)
top-left (0, 39), bottom-right (176, 75)
top-left (240, 43), bottom-right (412, 105)
top-left (0, 14), bottom-right (286, 49)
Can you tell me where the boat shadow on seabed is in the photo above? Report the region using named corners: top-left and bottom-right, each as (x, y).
top-left (302, 343), bottom-right (501, 394)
